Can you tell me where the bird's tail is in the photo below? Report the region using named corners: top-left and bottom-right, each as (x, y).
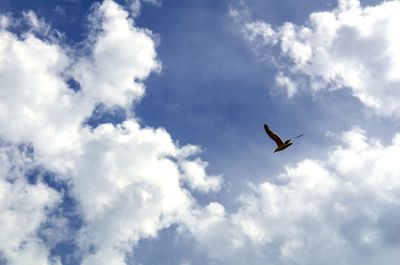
top-left (291, 134), bottom-right (303, 140)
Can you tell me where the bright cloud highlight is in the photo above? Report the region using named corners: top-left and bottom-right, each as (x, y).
top-left (233, 0), bottom-right (400, 116)
top-left (0, 1), bottom-right (221, 264)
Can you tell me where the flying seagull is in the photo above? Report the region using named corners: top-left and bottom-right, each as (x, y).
top-left (264, 124), bottom-right (303, 153)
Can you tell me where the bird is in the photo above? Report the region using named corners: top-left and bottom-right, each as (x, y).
top-left (264, 124), bottom-right (303, 153)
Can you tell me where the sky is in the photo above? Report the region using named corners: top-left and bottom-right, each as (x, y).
top-left (1, 0), bottom-right (400, 264)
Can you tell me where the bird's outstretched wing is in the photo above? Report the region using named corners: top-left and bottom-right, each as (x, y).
top-left (264, 124), bottom-right (284, 146)
top-left (290, 134), bottom-right (303, 140)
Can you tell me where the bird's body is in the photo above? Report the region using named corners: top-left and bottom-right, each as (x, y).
top-left (263, 124), bottom-right (302, 153)
top-left (274, 141), bottom-right (293, 152)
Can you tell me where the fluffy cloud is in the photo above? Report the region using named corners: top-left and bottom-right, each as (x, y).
top-left (73, 121), bottom-right (222, 265)
top-left (73, 0), bottom-right (160, 108)
top-left (180, 159), bottom-right (222, 193)
top-left (0, 144), bottom-right (61, 265)
top-left (233, 0), bottom-right (400, 116)
top-left (0, 1), bottom-right (220, 264)
top-left (0, 20), bottom-right (86, 160)
top-left (181, 128), bottom-right (400, 265)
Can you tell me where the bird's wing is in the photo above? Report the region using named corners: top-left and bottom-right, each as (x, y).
top-left (264, 124), bottom-right (284, 146)
top-left (290, 134), bottom-right (303, 140)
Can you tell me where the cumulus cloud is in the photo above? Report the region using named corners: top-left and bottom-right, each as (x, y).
top-left (180, 159), bottom-right (222, 193)
top-left (74, 0), bottom-right (160, 108)
top-left (73, 121), bottom-right (222, 265)
top-left (0, 0), bottom-right (220, 264)
top-left (181, 128), bottom-right (400, 265)
top-left (232, 0), bottom-right (400, 116)
top-left (0, 144), bottom-right (61, 265)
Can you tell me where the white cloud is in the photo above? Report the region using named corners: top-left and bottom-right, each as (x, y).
top-left (74, 0), bottom-right (160, 108)
top-left (22, 11), bottom-right (52, 36)
top-left (180, 159), bottom-right (222, 193)
top-left (233, 0), bottom-right (400, 116)
top-left (0, 15), bottom-right (9, 29)
top-left (275, 71), bottom-right (298, 97)
top-left (0, 144), bottom-right (61, 265)
top-left (125, 0), bottom-right (162, 17)
top-left (230, 6), bottom-right (276, 46)
top-left (181, 128), bottom-right (400, 265)
top-left (72, 121), bottom-right (201, 264)
top-left (0, 1), bottom-right (219, 264)
top-left (126, 0), bottom-right (142, 17)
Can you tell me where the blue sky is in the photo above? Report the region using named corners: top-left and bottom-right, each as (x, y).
top-left (1, 0), bottom-right (400, 265)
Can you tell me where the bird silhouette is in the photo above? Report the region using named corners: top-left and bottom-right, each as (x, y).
top-left (264, 124), bottom-right (303, 153)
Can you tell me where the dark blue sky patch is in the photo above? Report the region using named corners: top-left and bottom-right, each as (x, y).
top-left (0, 0), bottom-right (99, 44)
top-left (31, 169), bottom-right (69, 192)
top-left (134, 0), bottom-right (400, 201)
top-left (17, 143), bottom-right (34, 156)
top-left (180, 179), bottom-right (225, 208)
top-left (37, 174), bottom-right (84, 265)
top-left (26, 167), bottom-right (40, 185)
top-left (134, 0), bottom-right (310, 196)
top-left (27, 166), bottom-right (84, 264)
top-left (50, 240), bottom-right (83, 265)
top-left (84, 104), bottom-right (128, 129)
top-left (129, 225), bottom-right (210, 265)
top-left (66, 77), bottom-right (81, 92)
top-left (1, 14), bottom-right (39, 40)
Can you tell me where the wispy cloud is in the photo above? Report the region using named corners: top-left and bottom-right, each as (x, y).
top-left (232, 0), bottom-right (400, 116)
top-left (125, 0), bottom-right (162, 17)
top-left (275, 71), bottom-right (298, 98)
